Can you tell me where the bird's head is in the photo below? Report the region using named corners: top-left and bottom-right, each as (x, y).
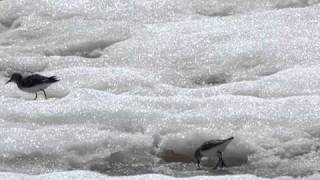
top-left (194, 148), bottom-right (202, 168)
top-left (6, 73), bottom-right (22, 84)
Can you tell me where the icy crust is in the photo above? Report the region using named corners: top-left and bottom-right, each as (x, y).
top-left (0, 90), bottom-right (319, 175)
top-left (129, 65), bottom-right (320, 98)
top-left (192, 0), bottom-right (320, 16)
top-left (0, 0), bottom-right (198, 25)
top-left (3, 65), bottom-right (320, 100)
top-left (0, 0), bottom-right (319, 179)
top-left (0, 171), bottom-right (320, 180)
top-left (103, 6), bottom-right (320, 87)
top-left (1, 6), bottom-right (320, 88)
top-left (0, 0), bottom-right (319, 25)
top-left (0, 15), bottom-right (132, 58)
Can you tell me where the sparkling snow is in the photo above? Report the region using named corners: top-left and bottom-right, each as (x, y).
top-left (0, 0), bottom-right (320, 179)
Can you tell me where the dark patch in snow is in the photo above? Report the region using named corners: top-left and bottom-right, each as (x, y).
top-left (86, 149), bottom-right (155, 176)
top-left (0, 17), bottom-right (20, 29)
top-left (44, 39), bottom-right (124, 58)
top-left (195, 8), bottom-right (232, 17)
top-left (194, 74), bottom-right (228, 86)
top-left (275, 1), bottom-right (315, 9)
top-left (258, 69), bottom-right (280, 77)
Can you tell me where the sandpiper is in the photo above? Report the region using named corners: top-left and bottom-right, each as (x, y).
top-left (194, 137), bottom-right (234, 169)
top-left (6, 73), bottom-right (59, 100)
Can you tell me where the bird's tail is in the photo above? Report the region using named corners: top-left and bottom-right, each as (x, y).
top-left (225, 137), bottom-right (234, 141)
top-left (48, 76), bottom-right (59, 83)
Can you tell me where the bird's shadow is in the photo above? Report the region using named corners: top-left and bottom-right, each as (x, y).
top-left (207, 168), bottom-right (233, 176)
top-left (195, 165), bottom-right (234, 176)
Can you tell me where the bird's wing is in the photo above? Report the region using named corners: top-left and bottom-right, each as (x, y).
top-left (200, 139), bottom-right (227, 151)
top-left (21, 74), bottom-right (49, 87)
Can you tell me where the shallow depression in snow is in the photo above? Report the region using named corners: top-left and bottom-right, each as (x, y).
top-left (0, 0), bottom-right (320, 179)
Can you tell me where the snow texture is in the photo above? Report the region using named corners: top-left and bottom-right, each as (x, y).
top-left (0, 171), bottom-right (320, 180)
top-left (0, 0), bottom-right (320, 179)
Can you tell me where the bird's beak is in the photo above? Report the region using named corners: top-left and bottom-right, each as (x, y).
top-left (5, 79), bottom-right (12, 84)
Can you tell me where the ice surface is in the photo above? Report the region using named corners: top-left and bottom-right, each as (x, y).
top-left (0, 0), bottom-right (320, 179)
top-left (0, 171), bottom-right (320, 180)
top-left (0, 23), bottom-right (5, 33)
top-left (0, 0), bottom-right (200, 25)
top-left (1, 0), bottom-right (319, 25)
top-left (192, 0), bottom-right (320, 16)
top-left (103, 7), bottom-right (320, 87)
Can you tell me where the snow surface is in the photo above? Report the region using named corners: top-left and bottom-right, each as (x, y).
top-left (0, 0), bottom-right (320, 179)
top-left (0, 171), bottom-right (320, 180)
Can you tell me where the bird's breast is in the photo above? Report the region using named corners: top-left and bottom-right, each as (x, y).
top-left (201, 141), bottom-right (231, 157)
top-left (19, 83), bottom-right (51, 93)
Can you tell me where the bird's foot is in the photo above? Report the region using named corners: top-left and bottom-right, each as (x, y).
top-left (213, 160), bottom-right (227, 170)
top-left (196, 163), bottom-right (201, 170)
top-left (34, 93), bottom-right (38, 100)
top-left (220, 160), bottom-right (226, 168)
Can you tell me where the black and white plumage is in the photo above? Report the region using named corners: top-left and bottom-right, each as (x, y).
top-left (194, 137), bottom-right (234, 169)
top-left (6, 73), bottom-right (59, 100)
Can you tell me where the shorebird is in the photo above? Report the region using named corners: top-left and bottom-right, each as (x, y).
top-left (6, 73), bottom-right (59, 100)
top-left (194, 137), bottom-right (234, 169)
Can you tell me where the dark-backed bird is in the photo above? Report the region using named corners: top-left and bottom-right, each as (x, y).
top-left (6, 73), bottom-right (59, 100)
top-left (194, 137), bottom-right (234, 169)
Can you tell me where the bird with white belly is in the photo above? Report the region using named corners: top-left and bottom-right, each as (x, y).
top-left (194, 137), bottom-right (234, 169)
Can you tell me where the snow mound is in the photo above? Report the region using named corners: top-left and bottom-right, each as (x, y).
top-left (103, 6), bottom-right (320, 87)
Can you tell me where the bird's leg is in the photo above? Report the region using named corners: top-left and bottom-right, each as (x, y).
top-left (41, 89), bottom-right (47, 99)
top-left (219, 152), bottom-right (226, 168)
top-left (214, 153), bottom-right (222, 170)
top-left (197, 159), bottom-right (201, 169)
top-left (213, 160), bottom-right (220, 170)
top-left (34, 92), bottom-right (38, 100)
top-left (221, 159), bottom-right (226, 168)
top-left (214, 151), bottom-right (224, 169)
